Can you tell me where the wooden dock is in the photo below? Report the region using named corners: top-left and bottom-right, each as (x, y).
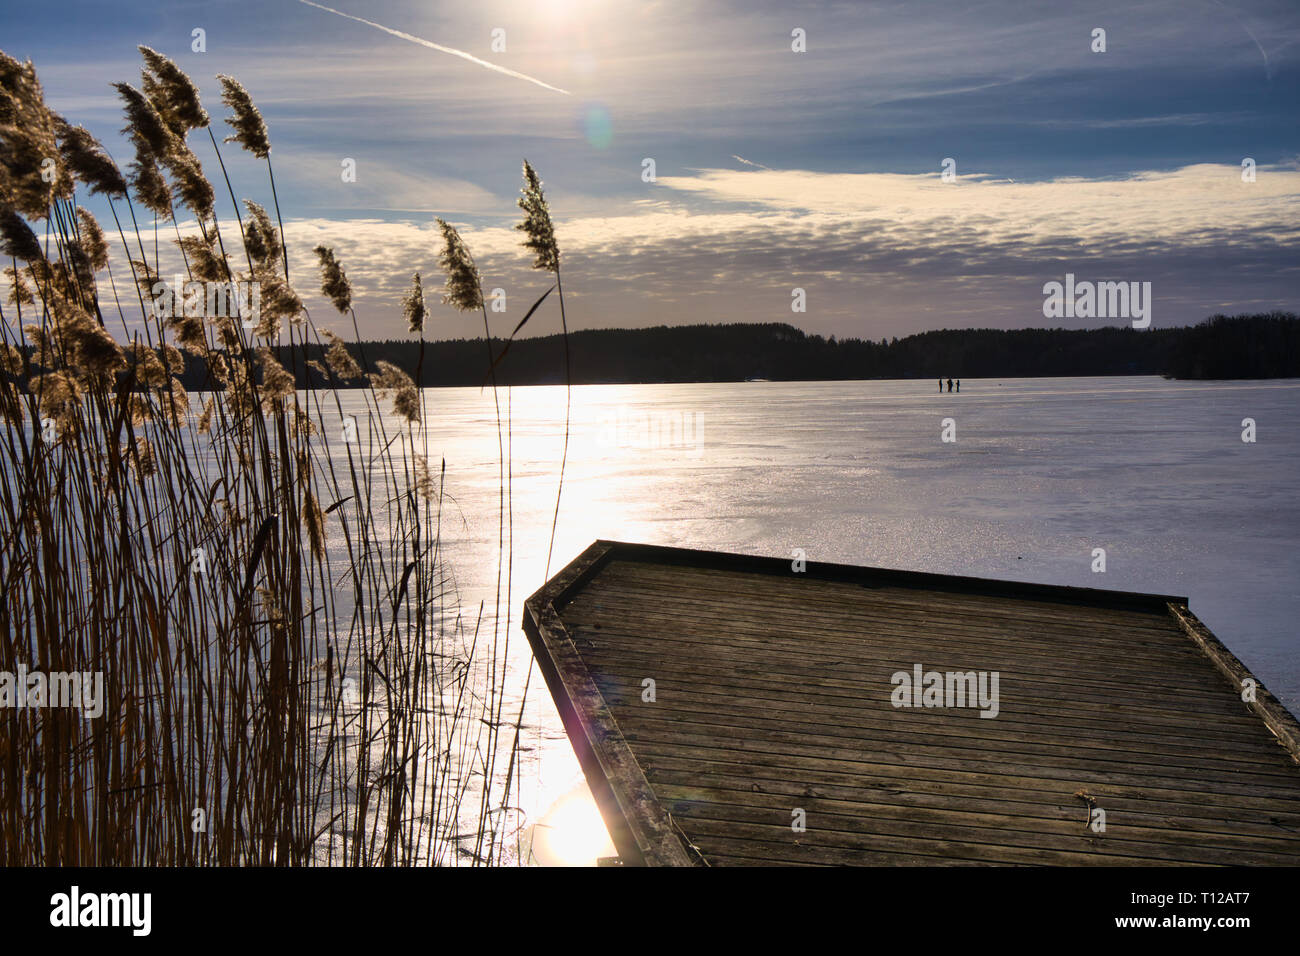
top-left (523, 541), bottom-right (1300, 866)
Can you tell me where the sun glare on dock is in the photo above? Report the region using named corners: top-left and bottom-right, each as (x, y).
top-left (529, 782), bottom-right (617, 866)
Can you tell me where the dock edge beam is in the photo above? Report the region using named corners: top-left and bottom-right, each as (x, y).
top-left (1167, 602), bottom-right (1300, 765)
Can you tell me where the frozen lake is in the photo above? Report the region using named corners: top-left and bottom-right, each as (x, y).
top-left (342, 375), bottom-right (1300, 861)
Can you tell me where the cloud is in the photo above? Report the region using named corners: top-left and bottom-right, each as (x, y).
top-left (650, 163), bottom-right (1300, 247)
top-left (78, 160), bottom-right (1296, 343)
top-left (138, 161), bottom-right (1288, 339)
top-left (288, 153), bottom-right (504, 215)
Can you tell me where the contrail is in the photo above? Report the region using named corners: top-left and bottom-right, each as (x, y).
top-left (732, 154), bottom-right (771, 170)
top-left (1210, 0), bottom-right (1271, 78)
top-left (297, 0), bottom-right (571, 95)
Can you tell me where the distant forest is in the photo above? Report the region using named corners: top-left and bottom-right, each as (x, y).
top-left (159, 311), bottom-right (1300, 389)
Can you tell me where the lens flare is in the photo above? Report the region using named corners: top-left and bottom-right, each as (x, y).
top-left (582, 103), bottom-right (613, 149)
top-left (530, 781), bottom-right (617, 866)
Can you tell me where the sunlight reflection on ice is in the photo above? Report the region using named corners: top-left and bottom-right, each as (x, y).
top-left (327, 375), bottom-right (1300, 862)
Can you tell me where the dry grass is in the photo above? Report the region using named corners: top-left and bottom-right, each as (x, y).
top-left (0, 45), bottom-right (560, 866)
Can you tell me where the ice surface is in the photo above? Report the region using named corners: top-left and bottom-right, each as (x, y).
top-left (348, 375), bottom-right (1300, 846)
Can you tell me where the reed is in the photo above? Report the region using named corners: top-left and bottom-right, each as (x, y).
top-left (0, 46), bottom-right (554, 866)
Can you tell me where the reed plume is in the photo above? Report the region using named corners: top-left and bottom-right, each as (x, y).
top-left (255, 271), bottom-right (305, 336)
top-left (127, 143), bottom-right (174, 220)
top-left (27, 369), bottom-right (80, 426)
top-left (164, 142), bottom-right (215, 221)
top-left (256, 346), bottom-right (296, 406)
top-left (217, 74), bottom-right (270, 158)
top-left (243, 200), bottom-right (281, 270)
top-left (114, 81), bottom-right (174, 160)
top-left (214, 74), bottom-right (289, 282)
top-left (0, 341), bottom-right (22, 375)
top-left (138, 46), bottom-right (209, 136)
top-left (322, 329), bottom-right (362, 380)
top-left (516, 159), bottom-right (559, 273)
top-left (303, 488), bottom-right (325, 561)
top-left (127, 338), bottom-right (169, 387)
top-left (74, 207), bottom-right (110, 271)
top-left (369, 359), bottom-right (420, 424)
top-left (0, 205), bottom-right (44, 262)
top-left (165, 308), bottom-right (207, 355)
top-left (55, 122), bottom-right (128, 198)
top-left (313, 245), bottom-right (352, 313)
top-left (0, 54), bottom-right (71, 217)
top-left (402, 272), bottom-right (426, 333)
top-left (435, 219), bottom-right (483, 312)
top-left (175, 234), bottom-right (226, 281)
top-left (4, 265), bottom-right (33, 305)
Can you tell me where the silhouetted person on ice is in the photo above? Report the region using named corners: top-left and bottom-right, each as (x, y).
top-left (946, 378), bottom-right (953, 392)
top-left (938, 379), bottom-right (943, 393)
top-left (956, 380), bottom-right (960, 392)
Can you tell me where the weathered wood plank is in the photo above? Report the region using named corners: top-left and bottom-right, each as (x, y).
top-left (642, 761), bottom-right (1300, 839)
top-left (658, 789), bottom-right (1300, 864)
top-left (613, 714), bottom-right (1300, 796)
top-left (588, 671), bottom-right (1288, 764)
top-left (583, 586), bottom-right (1187, 652)
top-left (632, 738), bottom-right (1300, 815)
top-left (604, 690), bottom-right (1296, 777)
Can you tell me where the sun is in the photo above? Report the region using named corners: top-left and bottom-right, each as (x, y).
top-left (539, 0), bottom-right (582, 18)
top-left (530, 782), bottom-right (618, 866)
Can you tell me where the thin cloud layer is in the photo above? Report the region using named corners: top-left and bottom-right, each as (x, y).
top-left (88, 161), bottom-right (1292, 341)
top-left (310, 162), bottom-right (1299, 331)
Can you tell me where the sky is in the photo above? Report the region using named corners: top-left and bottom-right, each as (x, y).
top-left (3, 0), bottom-right (1298, 341)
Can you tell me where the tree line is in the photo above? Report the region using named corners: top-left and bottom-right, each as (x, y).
top-left (17, 312), bottom-right (1299, 393)
top-left (281, 312), bottom-right (1299, 386)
